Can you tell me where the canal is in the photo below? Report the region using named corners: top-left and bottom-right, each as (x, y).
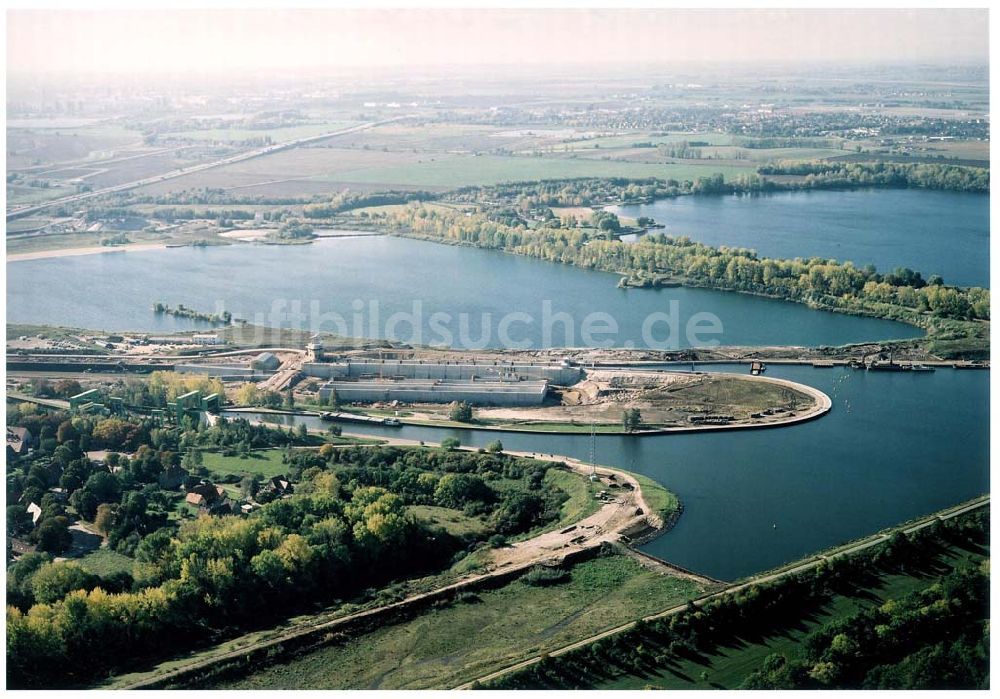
top-left (225, 363), bottom-right (989, 582)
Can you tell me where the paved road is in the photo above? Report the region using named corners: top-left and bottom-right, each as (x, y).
top-left (6, 118), bottom-right (408, 221)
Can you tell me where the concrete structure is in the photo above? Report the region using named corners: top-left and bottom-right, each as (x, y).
top-left (318, 378), bottom-right (549, 406)
top-left (304, 358), bottom-right (581, 385)
top-left (69, 388), bottom-right (102, 409)
top-left (192, 334), bottom-right (222, 345)
top-left (202, 393), bottom-right (222, 411)
top-left (251, 352), bottom-right (281, 371)
top-left (306, 341), bottom-right (324, 362)
top-left (148, 336), bottom-right (192, 345)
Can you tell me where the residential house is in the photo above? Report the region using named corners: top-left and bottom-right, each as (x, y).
top-left (26, 502), bottom-right (43, 527)
top-left (184, 482), bottom-right (230, 513)
top-left (6, 427), bottom-right (35, 460)
top-left (269, 476), bottom-right (294, 496)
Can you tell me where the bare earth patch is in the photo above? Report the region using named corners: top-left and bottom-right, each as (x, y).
top-left (476, 369), bottom-right (821, 428)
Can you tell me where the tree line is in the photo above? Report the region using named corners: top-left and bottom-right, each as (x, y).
top-left (758, 161), bottom-right (989, 193)
top-left (438, 162), bottom-right (986, 217)
top-left (488, 509), bottom-right (988, 690)
top-left (372, 204), bottom-right (989, 324)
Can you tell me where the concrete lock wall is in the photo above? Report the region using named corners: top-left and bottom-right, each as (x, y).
top-left (304, 360), bottom-right (581, 385)
top-left (301, 362), bottom-right (350, 379)
top-left (318, 379), bottom-right (549, 406)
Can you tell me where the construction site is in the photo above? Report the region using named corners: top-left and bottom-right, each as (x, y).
top-left (7, 330), bottom-right (831, 431)
top-left (304, 356), bottom-right (583, 407)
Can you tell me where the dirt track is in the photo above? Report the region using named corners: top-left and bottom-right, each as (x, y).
top-left (488, 450), bottom-right (660, 572)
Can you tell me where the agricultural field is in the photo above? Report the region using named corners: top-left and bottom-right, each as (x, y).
top-left (211, 554), bottom-right (709, 690)
top-left (7, 122), bottom-right (143, 170)
top-left (131, 145), bottom-right (754, 198)
top-left (6, 120), bottom-right (236, 209)
top-left (560, 131), bottom-right (737, 151)
top-left (76, 148), bottom-right (226, 189)
top-left (316, 122), bottom-right (520, 153)
top-left (5, 181), bottom-right (79, 207)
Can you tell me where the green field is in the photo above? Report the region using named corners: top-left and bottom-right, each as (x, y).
top-left (133, 146), bottom-right (754, 197)
top-left (201, 449), bottom-right (290, 479)
top-left (6, 123), bottom-right (142, 170)
top-left (542, 468), bottom-right (602, 529)
top-left (74, 548), bottom-right (136, 578)
top-left (561, 131), bottom-right (736, 151)
top-left (212, 554), bottom-right (708, 690)
top-left (307, 153), bottom-right (753, 188)
top-left (6, 182), bottom-right (78, 207)
top-left (631, 473), bottom-right (680, 521)
top-left (407, 505), bottom-right (490, 538)
top-left (595, 540), bottom-right (988, 690)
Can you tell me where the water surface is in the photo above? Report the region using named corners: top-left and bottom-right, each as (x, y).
top-left (612, 189), bottom-right (989, 288)
top-left (6, 236), bottom-right (921, 348)
top-left (227, 365), bottom-right (988, 581)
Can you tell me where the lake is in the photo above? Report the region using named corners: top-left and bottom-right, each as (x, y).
top-left (611, 189), bottom-right (989, 288)
top-left (6, 235), bottom-right (921, 349)
top-left (227, 364), bottom-right (989, 582)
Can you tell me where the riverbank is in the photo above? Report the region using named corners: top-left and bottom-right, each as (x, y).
top-left (6, 241), bottom-right (169, 262)
top-left (6, 227), bottom-right (386, 262)
top-left (378, 220), bottom-right (987, 358)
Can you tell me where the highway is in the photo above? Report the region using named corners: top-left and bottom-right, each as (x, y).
top-left (6, 117), bottom-right (408, 222)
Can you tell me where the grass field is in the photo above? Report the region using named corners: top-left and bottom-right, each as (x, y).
top-left (7, 123), bottom-right (142, 170)
top-left (407, 505), bottom-right (491, 538)
top-left (630, 473), bottom-right (680, 521)
top-left (653, 374), bottom-right (812, 414)
top-left (543, 468), bottom-right (603, 530)
top-left (6, 182), bottom-right (79, 207)
top-left (595, 539), bottom-right (988, 690)
top-left (201, 449), bottom-right (290, 479)
top-left (131, 146), bottom-right (754, 197)
top-left (560, 131), bottom-right (736, 151)
top-left (74, 548), bottom-right (136, 578)
top-left (212, 554), bottom-right (707, 690)
top-left (306, 153), bottom-right (754, 189)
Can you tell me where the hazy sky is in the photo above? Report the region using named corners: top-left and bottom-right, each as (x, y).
top-left (7, 8), bottom-right (989, 76)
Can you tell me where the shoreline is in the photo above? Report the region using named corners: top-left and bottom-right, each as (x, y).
top-left (7, 242), bottom-right (169, 262)
top-left (6, 228), bottom-right (385, 262)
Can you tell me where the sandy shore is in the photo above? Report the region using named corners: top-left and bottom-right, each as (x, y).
top-left (7, 242), bottom-right (168, 262)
